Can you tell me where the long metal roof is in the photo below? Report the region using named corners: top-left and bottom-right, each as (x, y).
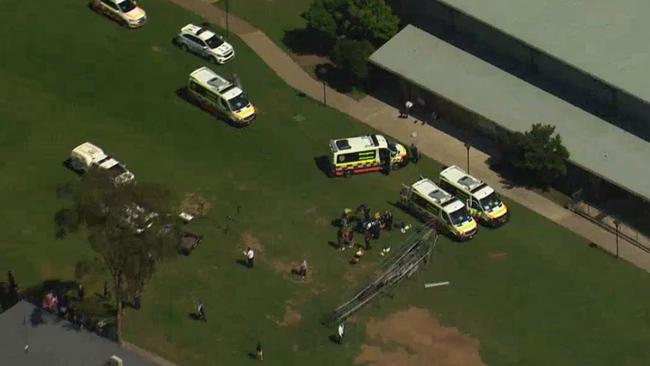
top-left (370, 25), bottom-right (650, 201)
top-left (437, 0), bottom-right (650, 105)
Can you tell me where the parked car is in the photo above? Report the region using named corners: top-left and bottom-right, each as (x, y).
top-left (91, 0), bottom-right (147, 28)
top-left (175, 23), bottom-right (235, 64)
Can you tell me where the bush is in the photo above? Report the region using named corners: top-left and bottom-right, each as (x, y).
top-left (497, 123), bottom-right (570, 187)
top-left (330, 39), bottom-right (376, 84)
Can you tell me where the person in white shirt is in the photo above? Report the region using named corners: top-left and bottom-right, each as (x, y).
top-left (197, 300), bottom-right (206, 321)
top-left (244, 247), bottom-right (255, 268)
top-left (337, 322), bottom-right (345, 344)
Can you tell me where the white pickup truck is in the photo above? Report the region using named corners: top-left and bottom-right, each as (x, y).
top-left (69, 142), bottom-right (135, 184)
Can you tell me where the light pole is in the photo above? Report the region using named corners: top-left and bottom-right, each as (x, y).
top-left (317, 66), bottom-right (328, 105)
top-left (464, 142), bottom-right (471, 174)
top-left (613, 219), bottom-right (620, 259)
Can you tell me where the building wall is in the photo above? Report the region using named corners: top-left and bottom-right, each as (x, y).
top-left (387, 0), bottom-right (650, 142)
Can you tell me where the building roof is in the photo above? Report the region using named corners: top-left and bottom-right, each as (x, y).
top-left (437, 0), bottom-right (650, 105)
top-left (0, 301), bottom-right (155, 366)
top-left (370, 25), bottom-right (650, 201)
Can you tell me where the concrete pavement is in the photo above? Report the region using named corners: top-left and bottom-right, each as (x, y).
top-left (169, 0), bottom-right (650, 272)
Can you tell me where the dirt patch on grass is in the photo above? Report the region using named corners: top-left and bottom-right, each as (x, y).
top-left (355, 308), bottom-right (484, 366)
top-left (151, 45), bottom-right (162, 52)
top-left (240, 232), bottom-right (264, 252)
top-left (268, 305), bottom-right (302, 327)
top-left (180, 193), bottom-right (212, 217)
top-left (315, 216), bottom-right (329, 226)
top-left (270, 258), bottom-right (293, 274)
top-left (489, 252), bottom-right (508, 261)
top-left (237, 181), bottom-right (256, 191)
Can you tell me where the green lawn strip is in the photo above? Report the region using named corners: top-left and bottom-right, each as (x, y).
top-left (213, 0), bottom-right (312, 52)
top-left (1, 1), bottom-right (650, 366)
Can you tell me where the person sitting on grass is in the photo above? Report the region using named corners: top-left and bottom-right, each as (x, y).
top-left (351, 247), bottom-right (364, 264)
top-left (295, 260), bottom-right (308, 279)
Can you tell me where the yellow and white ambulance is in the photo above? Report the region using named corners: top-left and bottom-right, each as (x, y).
top-left (187, 67), bottom-right (256, 126)
top-left (329, 134), bottom-right (408, 177)
top-left (439, 165), bottom-right (509, 226)
top-left (400, 178), bottom-right (478, 240)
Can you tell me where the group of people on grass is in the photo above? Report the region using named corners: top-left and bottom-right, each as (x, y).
top-left (337, 204), bottom-right (395, 263)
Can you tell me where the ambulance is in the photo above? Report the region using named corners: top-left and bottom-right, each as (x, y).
top-left (399, 178), bottom-right (478, 240)
top-left (329, 134), bottom-right (408, 177)
top-left (439, 165), bottom-right (509, 226)
top-left (187, 67), bottom-right (256, 126)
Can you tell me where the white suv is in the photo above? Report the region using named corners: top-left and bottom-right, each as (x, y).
top-left (176, 24), bottom-right (235, 64)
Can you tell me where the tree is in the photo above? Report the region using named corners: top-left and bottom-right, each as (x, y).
top-left (304, 0), bottom-right (399, 47)
top-left (497, 123), bottom-right (570, 187)
top-left (61, 169), bottom-right (179, 343)
top-left (330, 39), bottom-right (376, 84)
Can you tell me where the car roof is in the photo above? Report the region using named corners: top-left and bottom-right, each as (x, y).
top-left (181, 23), bottom-right (216, 41)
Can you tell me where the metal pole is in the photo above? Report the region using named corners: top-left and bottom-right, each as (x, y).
top-left (464, 143), bottom-right (471, 174)
top-left (614, 220), bottom-right (620, 258)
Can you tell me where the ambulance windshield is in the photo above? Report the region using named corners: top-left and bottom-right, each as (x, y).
top-left (479, 192), bottom-right (501, 212)
top-left (448, 207), bottom-right (471, 226)
top-left (227, 93), bottom-right (249, 111)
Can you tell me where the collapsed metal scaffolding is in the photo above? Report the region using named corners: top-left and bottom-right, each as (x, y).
top-left (323, 222), bottom-right (439, 326)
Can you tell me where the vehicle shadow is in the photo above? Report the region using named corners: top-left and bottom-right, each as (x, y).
top-left (313, 156), bottom-right (332, 178)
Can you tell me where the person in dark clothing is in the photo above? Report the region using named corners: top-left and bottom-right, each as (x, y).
top-left (77, 284), bottom-right (85, 301)
top-left (364, 229), bottom-right (372, 250)
top-left (256, 341), bottom-right (264, 361)
top-left (337, 227), bottom-right (345, 250)
top-left (103, 281), bottom-right (110, 299)
top-left (409, 144), bottom-right (420, 164)
top-left (7, 271), bottom-right (18, 300)
top-left (383, 210), bottom-right (394, 231)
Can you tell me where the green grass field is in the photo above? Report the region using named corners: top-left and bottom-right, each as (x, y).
top-left (215, 0), bottom-right (312, 51)
top-left (2, 1), bottom-right (650, 365)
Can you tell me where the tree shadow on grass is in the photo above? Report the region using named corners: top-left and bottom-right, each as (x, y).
top-left (315, 63), bottom-right (355, 94)
top-left (282, 28), bottom-right (332, 56)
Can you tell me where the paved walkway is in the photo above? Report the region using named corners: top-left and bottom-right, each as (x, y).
top-left (169, 0), bottom-right (650, 272)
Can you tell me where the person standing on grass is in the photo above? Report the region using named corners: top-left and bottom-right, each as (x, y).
top-left (343, 227), bottom-right (354, 251)
top-left (383, 210), bottom-right (394, 231)
top-left (77, 283), bottom-right (85, 301)
top-left (102, 280), bottom-right (109, 299)
top-left (197, 301), bottom-right (206, 321)
top-left (364, 229), bottom-right (372, 250)
top-left (337, 227), bottom-right (345, 250)
top-left (256, 341), bottom-right (264, 361)
top-left (337, 323), bottom-right (345, 344)
top-left (244, 247), bottom-right (255, 268)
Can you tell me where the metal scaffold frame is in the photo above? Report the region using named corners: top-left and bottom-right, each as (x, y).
top-left (323, 221), bottom-right (439, 326)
